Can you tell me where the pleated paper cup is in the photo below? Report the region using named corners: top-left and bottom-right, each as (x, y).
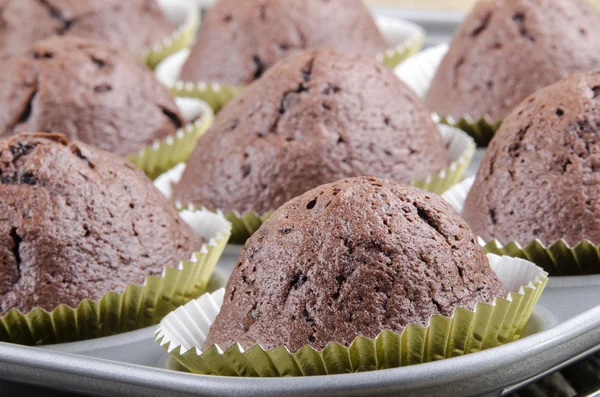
top-left (155, 15), bottom-right (425, 112)
top-left (0, 209), bottom-right (231, 346)
top-left (127, 97), bottom-right (214, 180)
top-left (155, 254), bottom-right (547, 376)
top-left (443, 177), bottom-right (600, 276)
top-left (395, 44), bottom-right (502, 147)
top-left (375, 15), bottom-right (425, 69)
top-left (142, 0), bottom-right (201, 69)
top-left (154, 124), bottom-right (474, 244)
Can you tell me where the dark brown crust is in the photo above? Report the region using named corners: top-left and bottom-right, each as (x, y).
top-left (180, 0), bottom-right (388, 85)
top-left (0, 36), bottom-right (184, 155)
top-left (0, 133), bottom-right (203, 315)
top-left (205, 177), bottom-right (506, 352)
top-left (464, 70), bottom-right (600, 246)
top-left (425, 0), bottom-right (600, 122)
top-left (0, 0), bottom-right (173, 57)
top-left (173, 49), bottom-right (451, 215)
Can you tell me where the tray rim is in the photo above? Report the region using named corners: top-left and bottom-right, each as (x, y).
top-left (1, 303), bottom-right (600, 397)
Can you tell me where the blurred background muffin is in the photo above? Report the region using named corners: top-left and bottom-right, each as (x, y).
top-left (179, 0), bottom-right (388, 85)
top-left (0, 36), bottom-right (184, 156)
top-left (425, 0), bottom-right (600, 122)
top-left (0, 0), bottom-right (174, 57)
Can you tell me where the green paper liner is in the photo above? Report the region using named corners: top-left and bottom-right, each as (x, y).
top-left (375, 16), bottom-right (426, 69)
top-left (127, 103), bottom-right (215, 180)
top-left (155, 254), bottom-right (547, 376)
top-left (170, 81), bottom-right (245, 113)
top-left (442, 177), bottom-right (600, 276)
top-left (395, 44), bottom-right (502, 147)
top-left (434, 115), bottom-right (502, 148)
top-left (0, 210), bottom-right (231, 346)
top-left (156, 16), bottom-right (425, 112)
top-left (157, 125), bottom-right (475, 244)
top-left (142, 0), bottom-right (201, 70)
top-left (481, 239), bottom-right (600, 277)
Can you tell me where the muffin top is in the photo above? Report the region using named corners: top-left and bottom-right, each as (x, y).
top-left (463, 70), bottom-right (600, 246)
top-left (0, 36), bottom-right (184, 156)
top-left (173, 49), bottom-right (451, 214)
top-left (179, 0), bottom-right (388, 85)
top-left (0, 0), bottom-right (173, 57)
top-left (205, 177), bottom-right (506, 352)
top-left (425, 0), bottom-right (600, 122)
top-left (0, 133), bottom-right (203, 315)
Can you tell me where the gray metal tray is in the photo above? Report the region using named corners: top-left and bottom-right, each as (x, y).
top-left (1, 245), bottom-right (600, 397)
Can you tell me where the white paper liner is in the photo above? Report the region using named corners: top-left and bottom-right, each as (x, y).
top-left (442, 176), bottom-right (475, 215)
top-left (154, 124), bottom-right (474, 201)
top-left (179, 208), bottom-right (230, 246)
top-left (156, 254), bottom-right (547, 356)
top-left (394, 43), bottom-right (448, 98)
top-left (155, 15), bottom-right (425, 89)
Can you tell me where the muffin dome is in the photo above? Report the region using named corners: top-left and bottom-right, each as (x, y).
top-left (0, 133), bottom-right (203, 315)
top-left (0, 0), bottom-right (173, 57)
top-left (179, 0), bottom-right (388, 85)
top-left (463, 70), bottom-right (600, 246)
top-left (173, 49), bottom-right (451, 214)
top-left (0, 36), bottom-right (184, 156)
top-left (205, 177), bottom-right (506, 352)
top-left (425, 0), bottom-right (600, 122)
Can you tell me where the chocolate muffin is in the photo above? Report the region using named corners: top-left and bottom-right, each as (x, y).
top-left (0, 36), bottom-right (184, 156)
top-left (205, 177), bottom-right (506, 352)
top-left (463, 70), bottom-right (600, 246)
top-left (173, 49), bottom-right (451, 215)
top-left (0, 0), bottom-right (173, 57)
top-left (0, 133), bottom-right (203, 315)
top-left (425, 0), bottom-right (600, 122)
top-left (179, 0), bottom-right (388, 86)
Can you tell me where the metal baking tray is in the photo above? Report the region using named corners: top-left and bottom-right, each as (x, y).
top-left (2, 242), bottom-right (600, 397)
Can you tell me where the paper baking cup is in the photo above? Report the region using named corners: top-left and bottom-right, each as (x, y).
top-left (127, 98), bottom-right (214, 180)
top-left (375, 15), bottom-right (425, 69)
top-left (155, 15), bottom-right (424, 112)
top-left (155, 254), bottom-right (547, 376)
top-left (154, 124), bottom-right (474, 244)
top-left (141, 0), bottom-right (201, 69)
top-left (395, 44), bottom-right (502, 147)
top-left (443, 177), bottom-right (600, 276)
top-left (0, 209), bottom-right (231, 346)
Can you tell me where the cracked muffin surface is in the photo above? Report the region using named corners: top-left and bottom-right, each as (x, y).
top-left (464, 71), bottom-right (600, 246)
top-left (204, 177), bottom-right (506, 352)
top-left (0, 0), bottom-right (173, 57)
top-left (0, 133), bottom-right (203, 315)
top-left (179, 0), bottom-right (388, 85)
top-left (0, 36), bottom-right (184, 156)
top-left (425, 0), bottom-right (600, 122)
top-left (173, 49), bottom-right (450, 214)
